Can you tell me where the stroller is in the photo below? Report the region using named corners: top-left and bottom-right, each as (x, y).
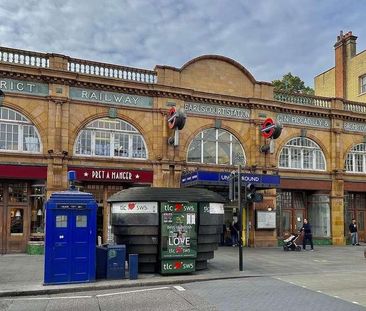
top-left (283, 232), bottom-right (302, 251)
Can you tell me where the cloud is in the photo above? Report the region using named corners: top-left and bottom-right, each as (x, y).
top-left (0, 0), bottom-right (365, 87)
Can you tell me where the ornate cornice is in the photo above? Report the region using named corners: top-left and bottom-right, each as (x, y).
top-left (1, 67), bottom-right (366, 123)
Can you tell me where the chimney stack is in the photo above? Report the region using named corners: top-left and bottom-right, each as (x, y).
top-left (334, 31), bottom-right (357, 98)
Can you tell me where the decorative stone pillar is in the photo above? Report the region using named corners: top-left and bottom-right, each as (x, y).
top-left (46, 97), bottom-right (69, 194)
top-left (331, 170), bottom-right (345, 245)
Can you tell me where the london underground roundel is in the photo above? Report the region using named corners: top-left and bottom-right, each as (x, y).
top-left (261, 118), bottom-right (275, 139)
top-left (168, 107), bottom-right (178, 129)
top-left (167, 107), bottom-right (186, 130)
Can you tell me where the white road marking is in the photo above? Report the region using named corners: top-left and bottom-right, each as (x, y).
top-left (96, 286), bottom-right (170, 297)
top-left (173, 286), bottom-right (185, 291)
top-left (3, 295), bottom-right (92, 301)
top-left (352, 301), bottom-right (360, 305)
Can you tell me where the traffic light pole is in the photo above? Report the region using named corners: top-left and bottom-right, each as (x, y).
top-left (238, 164), bottom-right (243, 271)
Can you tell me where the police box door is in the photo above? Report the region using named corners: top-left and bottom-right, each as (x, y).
top-left (47, 208), bottom-right (91, 283)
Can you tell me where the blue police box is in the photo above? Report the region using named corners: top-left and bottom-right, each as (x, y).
top-left (44, 172), bottom-right (98, 285)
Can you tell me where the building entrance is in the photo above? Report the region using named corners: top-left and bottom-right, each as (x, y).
top-left (345, 193), bottom-right (366, 242)
top-left (276, 191), bottom-right (331, 240)
top-left (0, 182), bottom-right (29, 253)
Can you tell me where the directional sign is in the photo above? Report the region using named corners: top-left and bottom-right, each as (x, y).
top-left (181, 170), bottom-right (280, 189)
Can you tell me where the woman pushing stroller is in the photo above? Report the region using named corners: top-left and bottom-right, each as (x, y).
top-left (300, 218), bottom-right (314, 251)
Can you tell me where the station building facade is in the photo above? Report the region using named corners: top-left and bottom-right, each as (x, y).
top-left (0, 42), bottom-right (365, 254)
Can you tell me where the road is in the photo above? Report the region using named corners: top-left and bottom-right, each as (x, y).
top-left (1, 274), bottom-right (365, 311)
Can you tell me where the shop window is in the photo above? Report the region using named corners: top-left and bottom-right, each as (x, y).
top-left (56, 215), bottom-right (67, 228)
top-left (278, 137), bottom-right (326, 171)
top-left (76, 215), bottom-right (87, 228)
top-left (74, 118), bottom-right (148, 159)
top-left (8, 183), bottom-right (28, 203)
top-left (187, 128), bottom-right (246, 165)
top-left (10, 208), bottom-right (23, 235)
top-left (345, 143), bottom-right (366, 173)
top-left (0, 107), bottom-right (41, 153)
top-left (30, 185), bottom-right (45, 239)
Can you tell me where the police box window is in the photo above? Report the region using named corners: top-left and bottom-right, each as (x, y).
top-left (56, 215), bottom-right (67, 228)
top-left (76, 215), bottom-right (87, 228)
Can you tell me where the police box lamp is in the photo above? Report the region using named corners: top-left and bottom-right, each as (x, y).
top-left (260, 118), bottom-right (283, 154)
top-left (167, 106), bottom-right (187, 147)
top-left (67, 170), bottom-right (77, 190)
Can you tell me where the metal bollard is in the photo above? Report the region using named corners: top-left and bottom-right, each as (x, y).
top-left (129, 254), bottom-right (138, 280)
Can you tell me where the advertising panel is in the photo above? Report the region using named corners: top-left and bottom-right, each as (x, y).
top-left (160, 202), bottom-right (197, 260)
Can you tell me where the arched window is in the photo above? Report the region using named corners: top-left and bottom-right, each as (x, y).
top-left (278, 137), bottom-right (326, 170)
top-left (345, 143), bottom-right (366, 173)
top-left (74, 118), bottom-right (148, 159)
top-left (0, 107), bottom-right (41, 153)
top-left (187, 128), bottom-right (246, 165)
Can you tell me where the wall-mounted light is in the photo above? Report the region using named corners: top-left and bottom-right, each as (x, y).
top-left (0, 90), bottom-right (4, 106)
top-left (37, 209), bottom-right (43, 216)
top-left (47, 149), bottom-right (53, 154)
top-left (15, 210), bottom-right (21, 217)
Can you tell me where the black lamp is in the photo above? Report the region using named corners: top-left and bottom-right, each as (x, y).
top-left (0, 90), bottom-right (4, 105)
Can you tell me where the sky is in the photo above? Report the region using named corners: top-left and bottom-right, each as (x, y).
top-left (0, 0), bottom-right (365, 87)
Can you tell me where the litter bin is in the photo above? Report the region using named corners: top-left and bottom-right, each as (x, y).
top-left (96, 244), bottom-right (126, 279)
top-left (129, 254), bottom-right (138, 280)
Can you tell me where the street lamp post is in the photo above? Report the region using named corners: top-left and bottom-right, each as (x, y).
top-left (237, 164), bottom-right (244, 271)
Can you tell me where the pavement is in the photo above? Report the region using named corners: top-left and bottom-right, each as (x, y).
top-left (0, 244), bottom-right (365, 298)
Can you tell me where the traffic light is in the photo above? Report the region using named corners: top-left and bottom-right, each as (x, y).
top-left (245, 183), bottom-right (263, 203)
top-left (228, 173), bottom-right (238, 201)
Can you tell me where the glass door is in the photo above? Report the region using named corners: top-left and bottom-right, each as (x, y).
top-left (281, 210), bottom-right (292, 235)
top-left (7, 183), bottom-right (29, 253)
top-left (357, 211), bottom-right (365, 242)
top-left (294, 209), bottom-right (305, 232)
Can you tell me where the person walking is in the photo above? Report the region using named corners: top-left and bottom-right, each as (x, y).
top-left (230, 219), bottom-right (239, 247)
top-left (349, 218), bottom-right (360, 246)
top-left (301, 218), bottom-right (314, 251)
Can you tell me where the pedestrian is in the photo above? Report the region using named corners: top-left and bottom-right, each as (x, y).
top-left (300, 218), bottom-right (314, 251)
top-left (230, 219), bottom-right (239, 247)
top-left (349, 218), bottom-right (360, 246)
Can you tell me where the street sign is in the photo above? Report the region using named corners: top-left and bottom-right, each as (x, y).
top-left (181, 170), bottom-right (280, 189)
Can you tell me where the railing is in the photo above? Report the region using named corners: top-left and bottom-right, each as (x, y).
top-left (0, 47), bottom-right (49, 68)
top-left (343, 100), bottom-right (366, 114)
top-left (274, 91), bottom-right (331, 109)
top-left (0, 46), bottom-right (157, 84)
top-left (67, 57), bottom-right (157, 83)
